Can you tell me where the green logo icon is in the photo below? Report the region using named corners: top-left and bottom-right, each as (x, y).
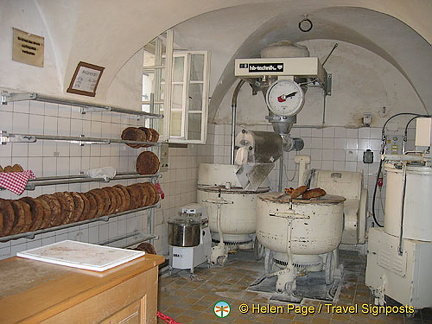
top-left (214, 301), bottom-right (231, 318)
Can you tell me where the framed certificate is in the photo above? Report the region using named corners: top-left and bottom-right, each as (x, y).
top-left (67, 61), bottom-right (105, 97)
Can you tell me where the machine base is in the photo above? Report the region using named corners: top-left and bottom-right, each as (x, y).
top-left (247, 270), bottom-right (342, 303)
top-left (366, 227), bottom-right (432, 309)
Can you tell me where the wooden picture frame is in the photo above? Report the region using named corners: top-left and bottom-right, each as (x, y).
top-left (67, 61), bottom-right (105, 97)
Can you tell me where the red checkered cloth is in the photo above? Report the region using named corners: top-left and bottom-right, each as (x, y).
top-left (0, 170), bottom-right (36, 195)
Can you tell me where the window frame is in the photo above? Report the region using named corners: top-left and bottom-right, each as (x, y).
top-left (141, 32), bottom-right (210, 144)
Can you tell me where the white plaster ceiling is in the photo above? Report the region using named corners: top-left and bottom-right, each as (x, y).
top-left (1, 0), bottom-right (431, 115)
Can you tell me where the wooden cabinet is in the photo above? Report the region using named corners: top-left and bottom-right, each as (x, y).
top-left (0, 254), bottom-right (164, 323)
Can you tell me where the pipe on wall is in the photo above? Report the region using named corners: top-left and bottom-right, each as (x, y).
top-left (230, 79), bottom-right (246, 164)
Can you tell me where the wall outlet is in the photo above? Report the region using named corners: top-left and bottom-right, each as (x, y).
top-left (159, 143), bottom-right (169, 172)
top-left (363, 112), bottom-right (372, 126)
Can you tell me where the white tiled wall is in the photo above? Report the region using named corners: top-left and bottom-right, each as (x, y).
top-left (0, 97), bottom-right (418, 259)
top-left (210, 123), bottom-right (417, 227)
top-left (0, 98), bottom-right (212, 259)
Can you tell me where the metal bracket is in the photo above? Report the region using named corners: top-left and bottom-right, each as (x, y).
top-left (325, 73), bottom-right (332, 96)
top-left (1, 91), bottom-right (37, 105)
top-left (1, 91), bottom-right (163, 119)
top-left (0, 131), bottom-right (36, 144)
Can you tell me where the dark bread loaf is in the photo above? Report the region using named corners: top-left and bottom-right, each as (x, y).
top-left (302, 188), bottom-right (326, 199)
top-left (288, 185), bottom-right (308, 199)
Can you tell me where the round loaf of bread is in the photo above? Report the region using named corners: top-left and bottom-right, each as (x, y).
top-left (10, 200), bottom-right (26, 235)
top-left (126, 185), bottom-right (141, 210)
top-left (138, 127), bottom-right (153, 147)
top-left (121, 127), bottom-right (146, 149)
top-left (149, 128), bottom-right (159, 143)
top-left (136, 151), bottom-right (160, 175)
top-left (70, 192), bottom-right (85, 223)
top-left (19, 197), bottom-right (43, 232)
top-left (78, 192), bottom-right (91, 221)
top-left (53, 192), bottom-right (74, 225)
top-left (34, 197), bottom-right (51, 230)
top-left (83, 192), bottom-right (99, 219)
top-left (113, 185), bottom-right (131, 212)
top-left (39, 194), bottom-right (62, 227)
top-left (0, 199), bottom-right (14, 237)
top-left (112, 185), bottom-right (128, 212)
top-left (87, 189), bottom-right (106, 218)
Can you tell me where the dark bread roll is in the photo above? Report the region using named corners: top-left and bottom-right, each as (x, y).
top-left (289, 185), bottom-right (308, 199)
top-left (135, 242), bottom-right (157, 254)
top-left (12, 164), bottom-right (24, 172)
top-left (302, 188), bottom-right (326, 199)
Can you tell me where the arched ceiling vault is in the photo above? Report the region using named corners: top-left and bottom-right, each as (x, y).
top-left (171, 5), bottom-right (431, 119)
top-left (3, 1), bottom-right (430, 115)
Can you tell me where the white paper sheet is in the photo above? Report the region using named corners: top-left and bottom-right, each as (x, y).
top-left (17, 240), bottom-right (145, 272)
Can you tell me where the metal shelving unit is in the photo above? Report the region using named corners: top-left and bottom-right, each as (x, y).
top-left (1, 92), bottom-right (164, 119)
top-left (0, 172), bottom-right (161, 191)
top-left (0, 203), bottom-right (160, 242)
top-left (0, 92), bottom-right (163, 246)
top-left (0, 131), bottom-right (162, 146)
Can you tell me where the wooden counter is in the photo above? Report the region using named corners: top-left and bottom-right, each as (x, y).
top-left (0, 254), bottom-right (165, 324)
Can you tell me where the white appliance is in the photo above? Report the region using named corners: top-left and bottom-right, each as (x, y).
top-left (256, 192), bottom-right (345, 294)
top-left (307, 169), bottom-right (368, 246)
top-left (366, 148), bottom-right (432, 310)
top-left (366, 227), bottom-right (432, 308)
top-left (169, 204), bottom-right (211, 275)
top-left (197, 130), bottom-right (282, 265)
top-left (197, 163), bottom-right (270, 265)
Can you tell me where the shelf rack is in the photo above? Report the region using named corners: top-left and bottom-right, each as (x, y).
top-left (1, 92), bottom-right (164, 119)
top-left (0, 203), bottom-right (160, 242)
top-left (0, 131), bottom-right (162, 146)
top-left (0, 91), bottom-right (163, 247)
top-left (0, 172), bottom-right (161, 191)
top-left (98, 230), bottom-right (158, 249)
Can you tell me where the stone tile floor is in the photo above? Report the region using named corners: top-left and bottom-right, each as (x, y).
top-left (157, 250), bottom-right (432, 323)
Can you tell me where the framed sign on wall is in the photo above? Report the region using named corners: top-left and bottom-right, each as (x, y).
top-left (67, 61), bottom-right (105, 97)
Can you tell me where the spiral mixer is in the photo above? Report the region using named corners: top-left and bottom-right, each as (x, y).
top-left (197, 129), bottom-right (281, 265)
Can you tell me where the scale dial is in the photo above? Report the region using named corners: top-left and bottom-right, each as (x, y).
top-left (265, 79), bottom-right (305, 116)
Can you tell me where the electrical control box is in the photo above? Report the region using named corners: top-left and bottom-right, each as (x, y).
top-left (386, 135), bottom-right (403, 154)
top-left (415, 117), bottom-right (432, 147)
